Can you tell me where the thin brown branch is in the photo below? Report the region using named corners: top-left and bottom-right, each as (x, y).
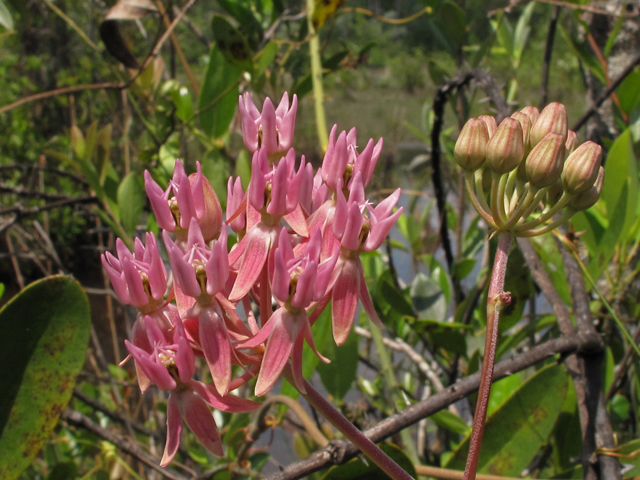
top-left (0, 195), bottom-right (98, 216)
top-left (572, 52), bottom-right (640, 132)
top-left (61, 409), bottom-right (192, 480)
top-left (265, 332), bottom-right (603, 480)
top-left (0, 0), bottom-right (198, 116)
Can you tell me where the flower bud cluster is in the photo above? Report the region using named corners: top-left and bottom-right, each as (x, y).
top-left (101, 92), bottom-right (402, 465)
top-left (454, 102), bottom-right (605, 236)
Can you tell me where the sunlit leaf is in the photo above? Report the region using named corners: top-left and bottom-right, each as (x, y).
top-left (0, 277), bottom-right (90, 479)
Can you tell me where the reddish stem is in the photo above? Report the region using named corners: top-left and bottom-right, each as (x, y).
top-left (290, 374), bottom-right (414, 480)
top-left (463, 232), bottom-right (512, 480)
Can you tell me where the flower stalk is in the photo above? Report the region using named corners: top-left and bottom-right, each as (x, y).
top-left (463, 231), bottom-right (512, 480)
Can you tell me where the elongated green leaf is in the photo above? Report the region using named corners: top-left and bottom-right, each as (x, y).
top-left (211, 15), bottom-right (254, 73)
top-left (431, 410), bottom-right (471, 436)
top-left (0, 0), bottom-right (14, 30)
top-left (611, 439), bottom-right (640, 477)
top-left (317, 324), bottom-right (359, 400)
top-left (445, 364), bottom-right (568, 476)
top-left (198, 44), bottom-right (241, 138)
top-left (117, 172), bottom-right (145, 236)
top-left (321, 443), bottom-right (417, 480)
top-left (512, 2), bottom-right (535, 69)
top-left (0, 276), bottom-right (91, 479)
top-left (558, 24), bottom-right (606, 84)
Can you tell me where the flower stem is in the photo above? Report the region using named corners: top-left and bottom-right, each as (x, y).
top-left (291, 374), bottom-right (415, 480)
top-left (463, 232), bottom-right (512, 480)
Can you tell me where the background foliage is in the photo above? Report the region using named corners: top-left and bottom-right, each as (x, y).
top-left (1, 0), bottom-right (640, 479)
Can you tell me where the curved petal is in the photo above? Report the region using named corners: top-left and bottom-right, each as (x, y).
top-left (160, 393), bottom-right (183, 466)
top-left (255, 310), bottom-right (300, 396)
top-left (199, 306), bottom-right (232, 395)
top-left (358, 260), bottom-right (384, 328)
top-left (331, 259), bottom-right (360, 346)
top-left (229, 224), bottom-right (274, 301)
top-left (177, 389), bottom-right (224, 456)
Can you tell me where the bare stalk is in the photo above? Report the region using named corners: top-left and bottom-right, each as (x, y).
top-left (463, 232), bottom-right (512, 480)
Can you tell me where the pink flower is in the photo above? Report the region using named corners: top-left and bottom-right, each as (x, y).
top-left (125, 316), bottom-right (258, 466)
top-left (226, 177), bottom-right (246, 234)
top-left (238, 232), bottom-right (333, 395)
top-left (145, 160), bottom-right (222, 243)
top-left (321, 125), bottom-right (383, 191)
top-left (324, 176), bottom-right (403, 345)
top-left (238, 92), bottom-right (298, 155)
top-left (101, 233), bottom-right (167, 308)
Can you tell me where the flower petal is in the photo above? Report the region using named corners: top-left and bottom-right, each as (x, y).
top-left (160, 393), bottom-right (182, 467)
top-left (199, 306), bottom-right (232, 395)
top-left (331, 259), bottom-right (360, 346)
top-left (177, 389), bottom-right (224, 456)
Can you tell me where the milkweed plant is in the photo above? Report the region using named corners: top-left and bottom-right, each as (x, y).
top-left (101, 94), bottom-right (603, 480)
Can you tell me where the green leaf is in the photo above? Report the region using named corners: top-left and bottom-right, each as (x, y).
top-left (0, 277), bottom-right (91, 479)
top-left (411, 272), bottom-right (446, 322)
top-left (445, 365), bottom-right (568, 476)
top-left (512, 1), bottom-right (535, 69)
top-left (611, 438), bottom-right (640, 477)
top-left (431, 410), bottom-right (471, 436)
top-left (439, 1), bottom-right (466, 48)
top-left (617, 66), bottom-right (640, 116)
top-left (117, 172), bottom-right (145, 236)
top-left (317, 325), bottom-right (359, 400)
top-left (0, 0), bottom-right (14, 30)
top-left (198, 45), bottom-right (241, 138)
top-left (211, 15), bottom-right (254, 73)
top-left (558, 23), bottom-right (606, 84)
top-left (321, 443), bottom-right (417, 480)
top-left (202, 149), bottom-right (231, 210)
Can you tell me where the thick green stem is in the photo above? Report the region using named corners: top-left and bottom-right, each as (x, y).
top-left (294, 375), bottom-right (415, 480)
top-left (306, 0), bottom-right (328, 150)
top-left (463, 232), bottom-right (513, 480)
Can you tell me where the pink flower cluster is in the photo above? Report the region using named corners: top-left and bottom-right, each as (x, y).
top-left (101, 92), bottom-right (403, 465)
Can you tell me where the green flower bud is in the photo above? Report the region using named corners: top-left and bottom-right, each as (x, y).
top-left (561, 141), bottom-right (602, 194)
top-left (454, 118), bottom-right (489, 171)
top-left (530, 102), bottom-right (568, 147)
top-left (525, 132), bottom-right (566, 188)
top-left (568, 166), bottom-right (604, 211)
top-left (486, 118), bottom-right (524, 174)
top-left (520, 106), bottom-right (540, 125)
top-left (478, 115), bottom-right (497, 138)
top-left (511, 111), bottom-right (532, 151)
top-left (565, 130), bottom-right (578, 156)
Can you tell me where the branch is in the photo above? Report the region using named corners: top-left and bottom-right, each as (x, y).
top-left (61, 409), bottom-right (192, 480)
top-left (265, 332), bottom-right (603, 480)
top-left (571, 52), bottom-right (640, 132)
top-left (0, 0), bottom-right (198, 116)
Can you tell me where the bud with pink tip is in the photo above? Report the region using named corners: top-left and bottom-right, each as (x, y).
top-left (565, 130), bottom-right (578, 155)
top-left (454, 118), bottom-right (489, 172)
top-left (226, 177), bottom-right (246, 234)
top-left (520, 106), bottom-right (540, 125)
top-left (562, 141), bottom-right (603, 194)
top-left (525, 132), bottom-right (566, 188)
top-left (511, 111), bottom-right (532, 151)
top-left (478, 115), bottom-right (497, 138)
top-left (486, 118), bottom-right (525, 174)
top-left (530, 102), bottom-right (568, 147)
top-left (569, 166), bottom-right (604, 211)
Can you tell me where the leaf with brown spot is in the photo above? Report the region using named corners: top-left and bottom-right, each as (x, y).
top-left (445, 364), bottom-right (568, 476)
top-left (0, 276), bottom-right (90, 479)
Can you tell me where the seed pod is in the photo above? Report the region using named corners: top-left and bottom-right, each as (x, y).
top-left (454, 118), bottom-right (490, 171)
top-left (530, 102), bottom-right (568, 147)
top-left (520, 105), bottom-right (540, 125)
top-left (525, 132), bottom-right (566, 188)
top-left (568, 166), bottom-right (604, 211)
top-left (478, 115), bottom-right (497, 138)
top-left (561, 141), bottom-right (602, 194)
top-left (486, 118), bottom-right (524, 174)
